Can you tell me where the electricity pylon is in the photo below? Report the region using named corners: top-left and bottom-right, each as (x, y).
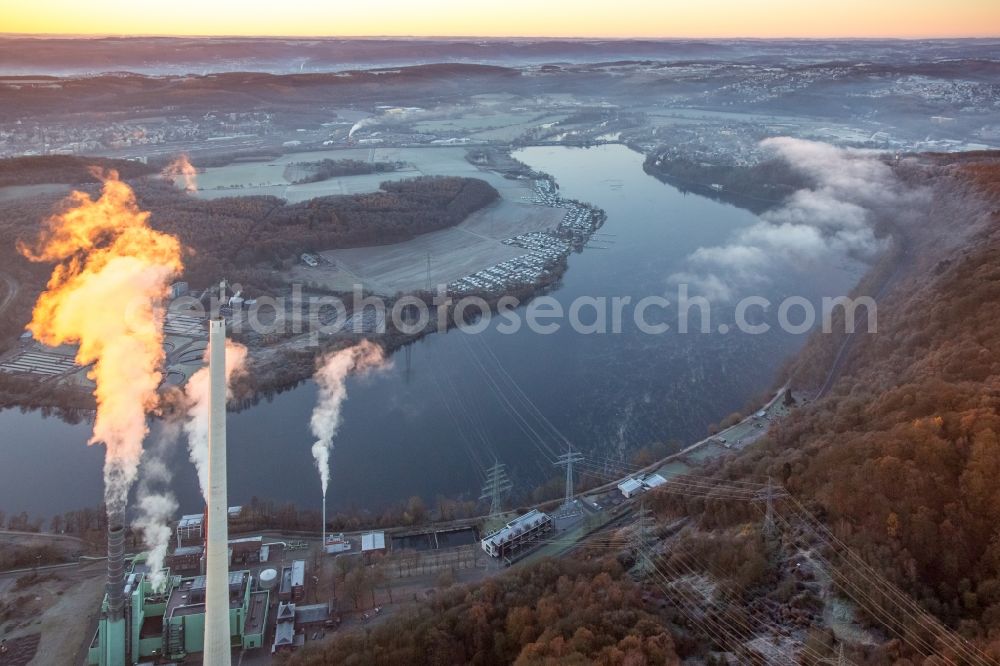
top-left (555, 444), bottom-right (584, 506)
top-left (480, 459), bottom-right (512, 520)
top-left (755, 476), bottom-right (779, 539)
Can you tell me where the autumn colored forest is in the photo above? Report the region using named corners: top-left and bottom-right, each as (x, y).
top-left (284, 558), bottom-right (681, 666)
top-left (723, 157), bottom-right (1000, 647)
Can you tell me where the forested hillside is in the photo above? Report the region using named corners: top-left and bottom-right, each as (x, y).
top-left (723, 157), bottom-right (1000, 644)
top-left (286, 158), bottom-right (402, 183)
top-left (643, 155), bottom-right (811, 214)
top-left (284, 558), bottom-right (680, 666)
top-left (0, 155), bottom-right (155, 186)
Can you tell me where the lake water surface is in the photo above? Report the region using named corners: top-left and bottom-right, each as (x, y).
top-left (0, 144), bottom-right (864, 519)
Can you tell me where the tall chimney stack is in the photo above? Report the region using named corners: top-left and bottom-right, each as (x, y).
top-left (204, 318), bottom-right (232, 665)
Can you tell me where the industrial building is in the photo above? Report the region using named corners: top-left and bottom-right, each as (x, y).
top-left (481, 510), bottom-right (553, 558)
top-left (87, 561), bottom-right (269, 665)
top-left (272, 602), bottom-right (331, 654)
top-left (174, 506), bottom-right (245, 549)
top-left (324, 533), bottom-right (351, 554)
top-left (167, 534), bottom-right (274, 576)
top-left (617, 477), bottom-right (645, 498)
top-left (166, 546), bottom-right (202, 574)
top-left (175, 514), bottom-right (204, 549)
top-left (279, 560), bottom-right (306, 603)
top-left (273, 602), bottom-right (299, 652)
top-left (361, 531), bottom-right (386, 563)
top-left (617, 473), bottom-right (669, 498)
top-left (230, 536), bottom-right (265, 567)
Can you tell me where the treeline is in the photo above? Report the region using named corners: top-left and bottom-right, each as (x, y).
top-left (1, 504), bottom-right (110, 543)
top-left (287, 158), bottom-right (402, 183)
top-left (718, 159), bottom-right (1000, 648)
top-left (0, 187), bottom-right (73, 353)
top-left (233, 493), bottom-right (482, 535)
top-left (283, 557), bottom-right (680, 666)
top-left (643, 156), bottom-right (810, 214)
top-left (0, 155), bottom-right (155, 187)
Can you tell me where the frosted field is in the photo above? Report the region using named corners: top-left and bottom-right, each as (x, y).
top-left (184, 146), bottom-right (526, 202)
top-left (410, 112), bottom-right (569, 141)
top-left (0, 183), bottom-right (72, 201)
top-left (470, 114), bottom-right (570, 142)
top-left (411, 113), bottom-right (536, 133)
top-left (288, 195), bottom-right (565, 295)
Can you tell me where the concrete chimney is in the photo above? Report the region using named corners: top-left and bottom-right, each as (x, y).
top-left (104, 515), bottom-right (127, 666)
top-left (105, 517), bottom-right (126, 617)
top-left (203, 318), bottom-right (232, 665)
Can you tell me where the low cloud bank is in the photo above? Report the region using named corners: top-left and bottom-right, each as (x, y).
top-left (670, 138), bottom-right (921, 302)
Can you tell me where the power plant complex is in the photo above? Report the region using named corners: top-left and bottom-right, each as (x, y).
top-left (82, 318), bottom-right (552, 664)
top-left (88, 563), bottom-right (268, 664)
top-left (89, 319), bottom-right (255, 666)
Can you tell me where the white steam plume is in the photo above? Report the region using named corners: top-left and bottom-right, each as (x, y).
top-left (133, 422), bottom-right (181, 592)
top-left (348, 107), bottom-right (424, 138)
top-left (183, 340), bottom-right (248, 500)
top-left (669, 137), bottom-right (924, 301)
top-left (348, 118), bottom-right (377, 138)
top-left (310, 341), bottom-right (388, 496)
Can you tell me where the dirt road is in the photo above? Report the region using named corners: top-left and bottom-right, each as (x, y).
top-left (0, 272), bottom-right (18, 320)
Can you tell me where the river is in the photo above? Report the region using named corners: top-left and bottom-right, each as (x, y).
top-left (0, 144), bottom-right (865, 520)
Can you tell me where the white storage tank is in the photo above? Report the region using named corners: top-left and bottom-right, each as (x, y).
top-left (258, 568), bottom-right (278, 591)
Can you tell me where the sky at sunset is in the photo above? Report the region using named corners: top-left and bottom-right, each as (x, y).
top-left (3, 0), bottom-right (999, 39)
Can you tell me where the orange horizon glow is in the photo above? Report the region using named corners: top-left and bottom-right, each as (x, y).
top-left (3, 0), bottom-right (1000, 39)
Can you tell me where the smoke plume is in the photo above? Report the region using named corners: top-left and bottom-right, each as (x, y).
top-left (669, 138), bottom-right (920, 301)
top-left (133, 423), bottom-right (181, 592)
top-left (183, 340), bottom-right (248, 500)
top-left (19, 170), bottom-right (183, 518)
top-left (348, 107), bottom-right (423, 138)
top-left (348, 118), bottom-right (378, 139)
top-left (162, 155), bottom-right (197, 192)
top-left (310, 341), bottom-right (387, 495)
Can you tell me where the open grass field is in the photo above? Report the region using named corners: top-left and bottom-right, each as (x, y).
top-left (185, 146), bottom-right (529, 203)
top-left (290, 195), bottom-right (564, 295)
